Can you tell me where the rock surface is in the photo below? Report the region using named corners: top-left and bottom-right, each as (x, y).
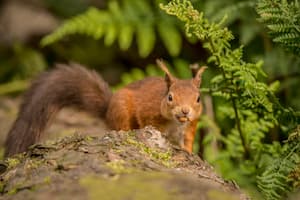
top-left (0, 127), bottom-right (248, 200)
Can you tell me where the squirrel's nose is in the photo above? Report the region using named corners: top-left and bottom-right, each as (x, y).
top-left (181, 107), bottom-right (190, 115)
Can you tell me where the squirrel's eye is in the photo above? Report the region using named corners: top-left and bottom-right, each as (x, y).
top-left (197, 95), bottom-right (201, 103)
top-left (168, 94), bottom-right (173, 102)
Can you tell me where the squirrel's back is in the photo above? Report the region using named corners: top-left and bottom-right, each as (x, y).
top-left (4, 63), bottom-right (112, 157)
top-left (106, 77), bottom-right (168, 130)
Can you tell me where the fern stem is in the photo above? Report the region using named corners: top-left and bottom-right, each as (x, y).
top-left (208, 39), bottom-right (251, 159)
top-left (231, 97), bottom-right (250, 159)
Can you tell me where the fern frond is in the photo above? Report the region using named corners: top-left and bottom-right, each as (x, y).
top-left (41, 8), bottom-right (107, 44)
top-left (41, 0), bottom-right (183, 57)
top-left (161, 1), bottom-right (299, 198)
top-left (209, 1), bottom-right (255, 23)
top-left (267, 24), bottom-right (295, 33)
top-left (257, 126), bottom-right (300, 200)
top-left (273, 33), bottom-right (300, 42)
top-left (256, 0), bottom-right (300, 55)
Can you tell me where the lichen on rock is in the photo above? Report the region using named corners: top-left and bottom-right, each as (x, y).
top-left (0, 126), bottom-right (248, 200)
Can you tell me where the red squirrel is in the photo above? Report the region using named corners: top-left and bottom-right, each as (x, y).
top-left (4, 60), bottom-right (206, 157)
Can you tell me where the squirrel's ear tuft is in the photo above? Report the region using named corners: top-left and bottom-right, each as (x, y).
top-left (156, 59), bottom-right (175, 88)
top-left (190, 63), bottom-right (207, 87)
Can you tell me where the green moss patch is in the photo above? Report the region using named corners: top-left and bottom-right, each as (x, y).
top-left (80, 172), bottom-right (179, 200)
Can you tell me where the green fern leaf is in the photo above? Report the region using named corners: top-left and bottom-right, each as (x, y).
top-left (256, 0), bottom-right (300, 55)
top-left (41, 8), bottom-right (108, 45)
top-left (118, 23), bottom-right (134, 50)
top-left (157, 21), bottom-right (182, 56)
top-left (267, 24), bottom-right (294, 33)
top-left (41, 0), bottom-right (183, 58)
top-left (137, 23), bottom-right (156, 57)
top-left (104, 23), bottom-right (117, 46)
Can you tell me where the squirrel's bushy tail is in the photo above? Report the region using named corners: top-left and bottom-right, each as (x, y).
top-left (4, 63), bottom-right (112, 157)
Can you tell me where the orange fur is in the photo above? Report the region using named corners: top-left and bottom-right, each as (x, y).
top-left (183, 120), bottom-right (199, 153)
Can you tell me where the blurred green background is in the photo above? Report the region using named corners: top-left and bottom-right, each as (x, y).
top-left (1, 0), bottom-right (299, 110)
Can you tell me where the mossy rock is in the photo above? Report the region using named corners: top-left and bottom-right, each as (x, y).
top-left (0, 127), bottom-right (247, 200)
